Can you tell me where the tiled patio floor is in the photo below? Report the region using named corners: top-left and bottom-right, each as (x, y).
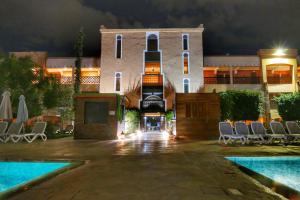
top-left (0, 135), bottom-right (299, 200)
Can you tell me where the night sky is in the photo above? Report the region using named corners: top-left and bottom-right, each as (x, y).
top-left (0, 0), bottom-right (300, 56)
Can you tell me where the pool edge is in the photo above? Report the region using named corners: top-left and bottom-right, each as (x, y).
top-left (225, 156), bottom-right (300, 199)
top-left (0, 160), bottom-right (86, 199)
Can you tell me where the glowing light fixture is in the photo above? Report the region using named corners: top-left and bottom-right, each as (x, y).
top-left (136, 130), bottom-right (142, 137)
top-left (273, 48), bottom-right (286, 56)
top-left (162, 131), bottom-right (169, 140)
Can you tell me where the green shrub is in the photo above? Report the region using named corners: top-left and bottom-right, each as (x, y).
top-left (274, 93), bottom-right (300, 121)
top-left (165, 110), bottom-right (174, 122)
top-left (220, 90), bottom-right (262, 121)
top-left (219, 92), bottom-right (234, 121)
top-left (125, 109), bottom-right (140, 134)
top-left (45, 122), bottom-right (59, 139)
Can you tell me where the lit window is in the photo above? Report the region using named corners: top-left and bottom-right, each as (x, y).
top-left (115, 72), bottom-right (121, 92)
top-left (116, 35), bottom-right (122, 59)
top-left (147, 34), bottom-right (158, 51)
top-left (183, 52), bottom-right (189, 74)
top-left (182, 34), bottom-right (189, 50)
top-left (183, 79), bottom-right (190, 93)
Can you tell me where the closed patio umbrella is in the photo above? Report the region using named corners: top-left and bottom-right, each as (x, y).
top-left (16, 95), bottom-right (28, 123)
top-left (0, 91), bottom-right (13, 120)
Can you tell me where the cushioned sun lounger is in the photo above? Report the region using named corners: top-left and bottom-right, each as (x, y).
top-left (3, 122), bottom-right (23, 143)
top-left (235, 121), bottom-right (264, 144)
top-left (10, 122), bottom-right (47, 143)
top-left (219, 122), bottom-right (245, 145)
top-left (285, 121), bottom-right (300, 142)
top-left (0, 122), bottom-right (8, 142)
top-left (269, 121), bottom-right (288, 143)
top-left (250, 121), bottom-right (270, 143)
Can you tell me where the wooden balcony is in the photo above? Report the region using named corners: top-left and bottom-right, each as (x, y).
top-left (204, 77), bottom-right (261, 84)
top-left (267, 76), bottom-right (292, 84)
top-left (142, 75), bottom-right (163, 86)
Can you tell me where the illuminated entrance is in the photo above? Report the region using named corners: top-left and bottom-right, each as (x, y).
top-left (142, 113), bottom-right (165, 132)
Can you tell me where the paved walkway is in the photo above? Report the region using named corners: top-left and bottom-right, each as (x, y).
top-left (1, 136), bottom-right (299, 200)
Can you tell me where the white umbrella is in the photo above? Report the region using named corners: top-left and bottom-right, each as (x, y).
top-left (0, 91), bottom-right (13, 120)
top-left (16, 95), bottom-right (28, 123)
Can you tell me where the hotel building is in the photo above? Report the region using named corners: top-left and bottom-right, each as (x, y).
top-left (11, 25), bottom-right (300, 128)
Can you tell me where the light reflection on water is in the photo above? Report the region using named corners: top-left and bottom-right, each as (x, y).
top-left (114, 132), bottom-right (178, 155)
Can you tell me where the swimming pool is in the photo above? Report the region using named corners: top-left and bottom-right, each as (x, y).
top-left (0, 161), bottom-right (71, 194)
top-left (226, 156), bottom-right (300, 194)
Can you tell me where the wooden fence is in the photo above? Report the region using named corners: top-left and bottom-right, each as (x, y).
top-left (176, 93), bottom-right (220, 139)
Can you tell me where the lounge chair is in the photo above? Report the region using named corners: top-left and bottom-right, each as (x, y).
top-left (0, 122), bottom-right (8, 142)
top-left (269, 121), bottom-right (288, 143)
top-left (3, 122), bottom-right (23, 143)
top-left (219, 122), bottom-right (246, 145)
top-left (10, 122), bottom-right (47, 143)
top-left (64, 125), bottom-right (74, 134)
top-left (250, 121), bottom-right (270, 143)
top-left (235, 121), bottom-right (264, 144)
top-left (56, 124), bottom-right (74, 135)
top-left (285, 121), bottom-right (300, 142)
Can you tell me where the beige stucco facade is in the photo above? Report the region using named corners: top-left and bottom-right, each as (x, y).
top-left (99, 27), bottom-right (204, 95)
top-left (258, 49), bottom-right (298, 93)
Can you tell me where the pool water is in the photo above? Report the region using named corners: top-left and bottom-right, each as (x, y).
top-left (226, 156), bottom-right (300, 192)
top-left (0, 161), bottom-right (71, 193)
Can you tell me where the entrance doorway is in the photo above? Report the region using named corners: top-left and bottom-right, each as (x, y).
top-left (143, 114), bottom-right (165, 132)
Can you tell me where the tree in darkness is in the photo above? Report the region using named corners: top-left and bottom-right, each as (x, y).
top-left (74, 28), bottom-right (85, 94)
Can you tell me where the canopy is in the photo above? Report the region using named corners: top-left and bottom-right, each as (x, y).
top-left (16, 95), bottom-right (28, 123)
top-left (0, 91), bottom-right (13, 120)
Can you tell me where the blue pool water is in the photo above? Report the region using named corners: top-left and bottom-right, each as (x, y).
top-left (226, 156), bottom-right (300, 192)
top-left (0, 162), bottom-right (70, 193)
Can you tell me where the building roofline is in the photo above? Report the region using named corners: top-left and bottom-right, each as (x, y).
top-left (47, 57), bottom-right (99, 59)
top-left (100, 25), bottom-right (204, 33)
top-left (204, 55), bottom-right (258, 58)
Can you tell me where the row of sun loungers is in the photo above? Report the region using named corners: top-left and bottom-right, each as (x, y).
top-left (219, 121), bottom-right (300, 145)
top-left (0, 122), bottom-right (47, 143)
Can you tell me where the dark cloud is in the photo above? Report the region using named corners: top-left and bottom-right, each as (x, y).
top-left (0, 0), bottom-right (300, 55)
top-left (0, 0), bottom-right (118, 56)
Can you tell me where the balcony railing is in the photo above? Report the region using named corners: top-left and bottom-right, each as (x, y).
top-left (204, 77), bottom-right (261, 84)
top-left (81, 76), bottom-right (100, 85)
top-left (204, 76), bottom-right (293, 84)
top-left (204, 77), bottom-right (230, 84)
top-left (60, 76), bottom-right (100, 85)
top-left (233, 77), bottom-right (261, 84)
top-left (142, 75), bottom-right (163, 86)
top-left (267, 77), bottom-right (292, 84)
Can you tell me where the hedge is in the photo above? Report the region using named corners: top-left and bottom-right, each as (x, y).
top-left (220, 90), bottom-right (262, 121)
top-left (274, 93), bottom-right (300, 121)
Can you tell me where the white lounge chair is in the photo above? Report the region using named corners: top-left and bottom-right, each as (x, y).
top-left (3, 122), bottom-right (23, 143)
top-left (250, 121), bottom-right (270, 143)
top-left (0, 122), bottom-right (8, 142)
top-left (10, 122), bottom-right (47, 143)
top-left (235, 121), bottom-right (264, 144)
top-left (219, 122), bottom-right (246, 145)
top-left (269, 121), bottom-right (288, 143)
top-left (285, 121), bottom-right (300, 142)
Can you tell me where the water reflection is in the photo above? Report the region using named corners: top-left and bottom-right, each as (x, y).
top-left (114, 132), bottom-right (178, 155)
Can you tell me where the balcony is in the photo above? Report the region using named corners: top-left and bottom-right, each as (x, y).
top-left (267, 76), bottom-right (292, 84)
top-left (204, 77), bottom-right (230, 84)
top-left (233, 77), bottom-right (261, 84)
top-left (142, 75), bottom-right (163, 86)
top-left (204, 77), bottom-right (261, 84)
top-left (60, 76), bottom-right (100, 85)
